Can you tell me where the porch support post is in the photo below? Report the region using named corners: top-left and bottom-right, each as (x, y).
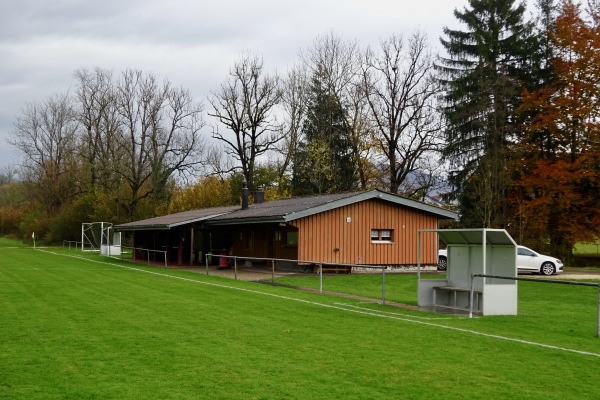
top-left (190, 227), bottom-right (194, 267)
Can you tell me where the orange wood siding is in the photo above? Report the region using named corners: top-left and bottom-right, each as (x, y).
top-left (289, 199), bottom-right (439, 265)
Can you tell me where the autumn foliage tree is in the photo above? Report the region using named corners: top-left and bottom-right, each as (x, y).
top-left (512, 0), bottom-right (600, 259)
top-left (165, 176), bottom-right (235, 214)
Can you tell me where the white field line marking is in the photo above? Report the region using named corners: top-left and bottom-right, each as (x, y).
top-left (39, 249), bottom-right (600, 359)
top-left (334, 303), bottom-right (460, 320)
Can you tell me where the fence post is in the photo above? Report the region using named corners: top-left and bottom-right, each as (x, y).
top-left (382, 267), bottom-right (386, 305)
top-left (319, 263), bottom-right (323, 294)
top-left (147, 249), bottom-right (150, 265)
top-left (206, 253), bottom-right (210, 275)
top-left (271, 259), bottom-right (275, 284)
top-left (234, 257), bottom-right (238, 280)
top-left (469, 273), bottom-right (475, 319)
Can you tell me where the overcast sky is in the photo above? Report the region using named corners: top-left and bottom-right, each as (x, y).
top-left (0, 0), bottom-right (474, 172)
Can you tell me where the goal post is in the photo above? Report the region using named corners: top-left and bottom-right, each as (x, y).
top-left (81, 222), bottom-right (113, 252)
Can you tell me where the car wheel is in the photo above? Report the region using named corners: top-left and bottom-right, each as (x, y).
top-left (540, 262), bottom-right (555, 276)
top-left (438, 257), bottom-right (447, 271)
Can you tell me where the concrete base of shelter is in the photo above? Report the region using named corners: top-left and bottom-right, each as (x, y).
top-left (418, 305), bottom-right (481, 317)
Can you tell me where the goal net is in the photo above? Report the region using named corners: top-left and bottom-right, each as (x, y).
top-left (81, 222), bottom-right (113, 252)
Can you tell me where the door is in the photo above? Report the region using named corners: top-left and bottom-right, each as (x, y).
top-left (517, 247), bottom-right (539, 272)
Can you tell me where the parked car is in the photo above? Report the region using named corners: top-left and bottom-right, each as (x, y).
top-left (437, 246), bottom-right (563, 275)
top-left (437, 249), bottom-right (447, 271)
top-left (517, 246), bottom-right (563, 276)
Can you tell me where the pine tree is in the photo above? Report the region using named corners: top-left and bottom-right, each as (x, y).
top-left (438, 0), bottom-right (534, 227)
top-left (292, 69), bottom-right (355, 195)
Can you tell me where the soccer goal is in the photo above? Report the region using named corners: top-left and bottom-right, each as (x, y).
top-left (81, 222), bottom-right (114, 252)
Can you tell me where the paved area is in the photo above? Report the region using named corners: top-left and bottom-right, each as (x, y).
top-left (527, 270), bottom-right (600, 280)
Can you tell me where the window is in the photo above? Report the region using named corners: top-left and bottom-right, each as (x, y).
top-left (287, 231), bottom-right (298, 246)
top-left (518, 247), bottom-right (534, 257)
top-left (370, 229), bottom-right (379, 241)
top-left (371, 229), bottom-right (393, 243)
top-left (380, 229), bottom-right (392, 241)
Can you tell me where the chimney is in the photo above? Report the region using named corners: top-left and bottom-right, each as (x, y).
top-left (241, 180), bottom-right (249, 210)
top-left (254, 187), bottom-right (264, 204)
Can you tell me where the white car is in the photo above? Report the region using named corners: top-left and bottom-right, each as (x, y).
top-left (438, 246), bottom-right (563, 276)
top-left (437, 249), bottom-right (448, 271)
top-left (517, 246), bottom-right (563, 276)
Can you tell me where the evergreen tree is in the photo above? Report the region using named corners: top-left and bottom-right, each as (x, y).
top-left (292, 69), bottom-right (355, 195)
top-left (438, 0), bottom-right (534, 227)
top-left (530, 0), bottom-right (558, 88)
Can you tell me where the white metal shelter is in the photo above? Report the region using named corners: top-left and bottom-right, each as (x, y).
top-left (417, 229), bottom-right (518, 316)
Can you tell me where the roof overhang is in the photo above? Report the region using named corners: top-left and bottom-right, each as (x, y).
top-left (282, 190), bottom-right (458, 222)
top-left (419, 228), bottom-right (517, 246)
top-left (114, 210), bottom-right (236, 232)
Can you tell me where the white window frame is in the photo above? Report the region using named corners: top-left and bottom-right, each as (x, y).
top-left (371, 229), bottom-right (393, 244)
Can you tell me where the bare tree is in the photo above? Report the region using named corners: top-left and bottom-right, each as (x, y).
top-left (275, 64), bottom-right (308, 190)
top-left (300, 33), bottom-right (375, 189)
top-left (115, 69), bottom-right (206, 217)
top-left (74, 67), bottom-right (123, 193)
top-left (300, 32), bottom-right (360, 102)
top-left (9, 92), bottom-right (79, 214)
top-left (203, 144), bottom-right (236, 180)
top-left (208, 53), bottom-right (283, 192)
top-left (345, 78), bottom-right (378, 189)
top-left (0, 166), bottom-right (18, 185)
top-left (362, 32), bottom-right (445, 195)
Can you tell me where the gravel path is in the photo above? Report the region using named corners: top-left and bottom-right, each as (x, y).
top-left (543, 270), bottom-right (600, 280)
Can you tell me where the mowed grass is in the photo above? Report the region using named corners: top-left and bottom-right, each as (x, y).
top-left (1, 244), bottom-right (599, 399)
top-left (274, 273), bottom-right (600, 349)
top-left (574, 241), bottom-right (600, 255)
top-left (273, 272), bottom-right (441, 305)
top-left (0, 237), bottom-right (30, 248)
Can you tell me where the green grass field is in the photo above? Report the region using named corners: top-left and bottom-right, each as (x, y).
top-left (1, 242), bottom-right (600, 399)
top-left (574, 241), bottom-right (600, 255)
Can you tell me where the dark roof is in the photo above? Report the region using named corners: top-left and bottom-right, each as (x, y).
top-left (207, 191), bottom-right (361, 225)
top-left (208, 189), bottom-right (457, 225)
top-left (114, 205), bottom-right (239, 231)
top-left (114, 190), bottom-right (458, 231)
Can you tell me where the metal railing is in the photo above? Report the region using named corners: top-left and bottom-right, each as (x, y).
top-left (62, 241), bottom-right (438, 307)
top-left (471, 273), bottom-right (600, 337)
top-left (63, 240), bottom-right (83, 250)
top-left (117, 246), bottom-right (168, 268)
top-left (63, 241), bottom-right (167, 268)
top-left (206, 254), bottom-right (398, 304)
